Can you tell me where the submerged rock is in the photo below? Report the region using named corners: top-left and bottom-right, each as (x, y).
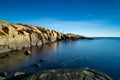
top-left (39, 59), bottom-right (46, 62)
top-left (0, 53), bottom-right (10, 59)
top-left (24, 50), bottom-right (31, 55)
top-left (21, 69), bottom-right (112, 80)
top-left (33, 63), bottom-right (41, 67)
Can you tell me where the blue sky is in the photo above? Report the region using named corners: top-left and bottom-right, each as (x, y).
top-left (0, 0), bottom-right (120, 37)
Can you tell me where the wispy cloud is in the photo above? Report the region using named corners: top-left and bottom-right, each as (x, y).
top-left (13, 18), bottom-right (120, 37)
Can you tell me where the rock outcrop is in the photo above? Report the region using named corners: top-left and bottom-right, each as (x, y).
top-left (0, 20), bottom-right (92, 53)
top-left (14, 69), bottom-right (112, 80)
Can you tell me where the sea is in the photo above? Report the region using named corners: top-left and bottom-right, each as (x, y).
top-left (0, 37), bottom-right (120, 80)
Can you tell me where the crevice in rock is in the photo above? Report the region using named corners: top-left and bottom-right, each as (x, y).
top-left (2, 26), bottom-right (9, 35)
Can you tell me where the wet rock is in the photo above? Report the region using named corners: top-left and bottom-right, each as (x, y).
top-left (0, 72), bottom-right (7, 77)
top-left (0, 77), bottom-right (6, 80)
top-left (24, 50), bottom-right (31, 55)
top-left (6, 53), bottom-right (9, 56)
top-left (11, 72), bottom-right (26, 80)
top-left (0, 72), bottom-right (7, 80)
top-left (0, 56), bottom-right (6, 59)
top-left (33, 63), bottom-right (41, 67)
top-left (0, 53), bottom-right (10, 59)
top-left (39, 59), bottom-right (46, 62)
top-left (14, 72), bottom-right (25, 77)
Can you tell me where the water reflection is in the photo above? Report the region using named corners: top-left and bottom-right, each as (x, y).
top-left (0, 39), bottom-right (120, 80)
top-left (0, 42), bottom-right (60, 72)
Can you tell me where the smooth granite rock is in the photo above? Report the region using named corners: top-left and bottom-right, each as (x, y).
top-left (14, 72), bottom-right (25, 77)
top-left (0, 20), bottom-right (93, 54)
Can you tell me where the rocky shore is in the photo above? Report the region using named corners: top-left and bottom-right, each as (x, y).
top-left (0, 20), bottom-right (92, 53)
top-left (8, 69), bottom-right (112, 80)
top-left (0, 20), bottom-right (113, 80)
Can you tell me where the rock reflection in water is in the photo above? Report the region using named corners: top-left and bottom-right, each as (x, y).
top-left (0, 42), bottom-right (60, 73)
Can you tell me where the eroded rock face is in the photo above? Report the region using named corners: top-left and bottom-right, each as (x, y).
top-left (0, 20), bottom-right (92, 53)
top-left (21, 69), bottom-right (112, 80)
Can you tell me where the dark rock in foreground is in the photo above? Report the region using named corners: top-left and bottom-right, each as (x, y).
top-left (13, 72), bottom-right (25, 77)
top-left (0, 72), bottom-right (7, 80)
top-left (20, 69), bottom-right (112, 80)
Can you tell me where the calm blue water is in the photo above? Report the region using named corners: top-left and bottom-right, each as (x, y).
top-left (0, 38), bottom-right (120, 80)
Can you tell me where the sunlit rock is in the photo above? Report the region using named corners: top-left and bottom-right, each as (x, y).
top-left (0, 20), bottom-right (92, 53)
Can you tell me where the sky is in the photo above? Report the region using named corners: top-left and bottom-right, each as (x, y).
top-left (0, 0), bottom-right (120, 37)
